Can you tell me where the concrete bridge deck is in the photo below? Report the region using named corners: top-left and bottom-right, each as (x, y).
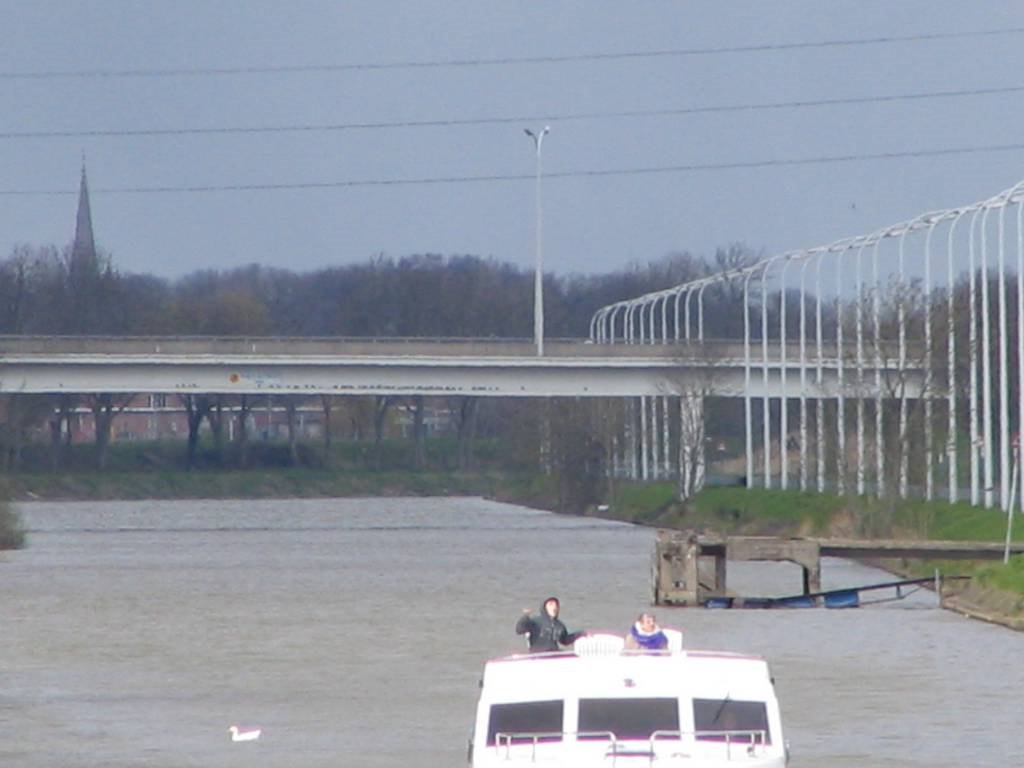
top-left (0, 335), bottom-right (922, 398)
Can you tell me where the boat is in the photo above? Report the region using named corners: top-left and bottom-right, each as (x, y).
top-left (469, 631), bottom-right (788, 766)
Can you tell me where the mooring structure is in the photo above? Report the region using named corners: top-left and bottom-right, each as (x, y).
top-left (653, 529), bottom-right (1024, 606)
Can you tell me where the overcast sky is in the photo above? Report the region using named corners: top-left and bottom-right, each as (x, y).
top-left (2, 1), bottom-right (1024, 280)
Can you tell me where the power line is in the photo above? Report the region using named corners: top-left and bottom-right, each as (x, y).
top-left (2, 142), bottom-right (1024, 196)
top-left (2, 28), bottom-right (1022, 79)
top-left (2, 83), bottom-right (1022, 140)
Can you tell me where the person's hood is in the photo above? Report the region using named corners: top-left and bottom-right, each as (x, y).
top-left (541, 596), bottom-right (560, 617)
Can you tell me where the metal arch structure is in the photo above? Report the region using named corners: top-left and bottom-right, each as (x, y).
top-left (590, 177), bottom-right (1024, 511)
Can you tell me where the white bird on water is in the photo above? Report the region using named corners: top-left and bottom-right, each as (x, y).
top-left (228, 725), bottom-right (261, 742)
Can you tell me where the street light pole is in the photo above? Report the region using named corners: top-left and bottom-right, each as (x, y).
top-left (525, 126), bottom-right (550, 357)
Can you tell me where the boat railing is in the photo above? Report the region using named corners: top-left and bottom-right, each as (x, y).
top-left (657, 729), bottom-right (769, 760)
top-left (494, 731), bottom-right (617, 760)
top-left (494, 729), bottom-right (769, 763)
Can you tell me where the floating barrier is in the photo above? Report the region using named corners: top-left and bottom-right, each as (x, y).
top-left (701, 576), bottom-right (969, 609)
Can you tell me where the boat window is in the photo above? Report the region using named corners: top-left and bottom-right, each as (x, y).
top-left (693, 698), bottom-right (770, 744)
top-left (487, 700), bottom-right (563, 746)
top-left (577, 698), bottom-right (679, 741)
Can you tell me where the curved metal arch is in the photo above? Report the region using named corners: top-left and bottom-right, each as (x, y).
top-left (584, 175), bottom-right (1024, 511)
top-left (992, 181), bottom-right (1024, 510)
top-left (696, 282), bottom-right (711, 342)
top-left (588, 305), bottom-right (609, 342)
top-left (846, 238), bottom-right (871, 496)
top-left (945, 206), bottom-right (971, 502)
top-left (742, 267), bottom-right (762, 488)
top-left (1016, 195), bottom-right (1024, 517)
top-left (608, 303), bottom-right (628, 343)
top-left (755, 251), bottom-right (800, 487)
top-left (967, 204), bottom-right (986, 505)
top-left (624, 301), bottom-right (641, 344)
top-left (657, 292), bottom-right (670, 344)
top-left (980, 203), bottom-right (996, 508)
top-left (797, 255), bottom-right (814, 491)
top-left (777, 254), bottom-right (800, 490)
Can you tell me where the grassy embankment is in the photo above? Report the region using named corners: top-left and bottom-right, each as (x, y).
top-left (1, 437), bottom-right (555, 504)
top-left (4, 466), bottom-right (553, 504)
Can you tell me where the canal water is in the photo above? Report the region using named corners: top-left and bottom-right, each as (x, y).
top-left (1, 497), bottom-right (1020, 767)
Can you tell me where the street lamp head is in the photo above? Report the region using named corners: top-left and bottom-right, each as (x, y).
top-left (525, 126), bottom-right (551, 148)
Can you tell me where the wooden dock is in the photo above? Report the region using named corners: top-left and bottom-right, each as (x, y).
top-left (652, 530), bottom-right (1024, 606)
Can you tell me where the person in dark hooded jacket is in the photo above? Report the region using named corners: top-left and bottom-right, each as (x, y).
top-left (515, 596), bottom-right (585, 652)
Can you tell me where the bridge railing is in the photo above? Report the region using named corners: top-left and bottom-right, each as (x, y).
top-left (0, 334), bottom-right (915, 364)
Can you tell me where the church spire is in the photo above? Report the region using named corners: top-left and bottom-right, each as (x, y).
top-left (72, 161), bottom-right (96, 262)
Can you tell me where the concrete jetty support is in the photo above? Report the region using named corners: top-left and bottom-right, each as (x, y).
top-left (653, 529), bottom-right (821, 606)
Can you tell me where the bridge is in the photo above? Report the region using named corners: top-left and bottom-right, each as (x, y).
top-left (0, 335), bottom-right (915, 398)
top-left (5, 175), bottom-right (1024, 518)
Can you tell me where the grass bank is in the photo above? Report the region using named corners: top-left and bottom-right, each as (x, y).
top-left (598, 483), bottom-right (1024, 546)
top-left (4, 467), bottom-right (558, 507)
top-left (1, 436), bottom-right (558, 506)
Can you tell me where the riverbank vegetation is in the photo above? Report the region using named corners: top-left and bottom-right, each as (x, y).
top-left (603, 485), bottom-right (1024, 544)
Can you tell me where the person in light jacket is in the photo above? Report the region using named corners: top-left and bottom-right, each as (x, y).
top-left (624, 612), bottom-right (668, 651)
top-left (516, 596), bottom-right (585, 652)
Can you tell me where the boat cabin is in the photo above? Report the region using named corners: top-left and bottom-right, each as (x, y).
top-left (470, 633), bottom-right (787, 766)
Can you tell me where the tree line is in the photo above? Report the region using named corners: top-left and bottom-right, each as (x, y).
top-left (0, 243), bottom-right (734, 338)
top-left (3, 236), bottom-right (1020, 508)
top-left (0, 240), bottom-right (759, 510)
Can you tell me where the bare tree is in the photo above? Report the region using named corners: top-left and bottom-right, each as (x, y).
top-left (284, 398), bottom-right (300, 466)
top-left (182, 395), bottom-right (213, 470)
top-left (372, 396), bottom-right (392, 469)
top-left (671, 344), bottom-right (719, 501)
top-left (547, 398), bottom-right (606, 513)
top-left (451, 396), bottom-right (479, 471)
top-left (206, 396), bottom-right (227, 465)
top-left (408, 396), bottom-right (426, 470)
top-left (0, 394), bottom-right (54, 471)
top-left (48, 394), bottom-right (78, 471)
top-left (235, 395), bottom-right (252, 468)
top-left (320, 395), bottom-right (335, 461)
top-left (87, 393), bottom-right (134, 470)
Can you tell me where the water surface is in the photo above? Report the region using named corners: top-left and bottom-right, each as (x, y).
top-left (1, 497), bottom-right (1020, 767)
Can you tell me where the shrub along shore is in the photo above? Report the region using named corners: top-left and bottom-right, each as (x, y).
top-left (2, 466), bottom-right (1021, 629)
